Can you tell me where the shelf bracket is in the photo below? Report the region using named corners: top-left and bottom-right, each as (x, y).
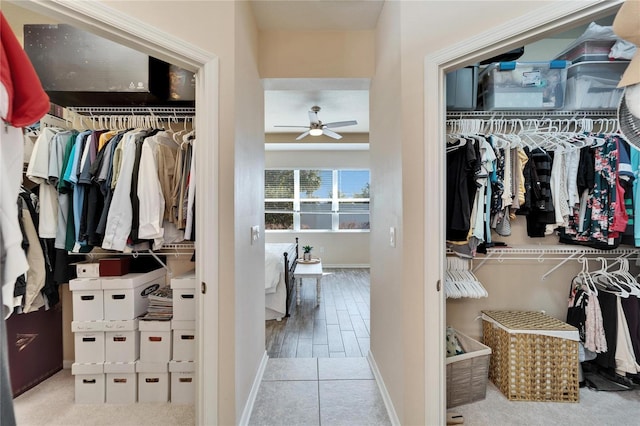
top-left (147, 250), bottom-right (172, 276)
top-left (540, 251), bottom-right (579, 281)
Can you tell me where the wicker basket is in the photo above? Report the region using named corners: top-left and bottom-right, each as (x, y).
top-left (482, 310), bottom-right (580, 403)
top-left (446, 329), bottom-right (492, 408)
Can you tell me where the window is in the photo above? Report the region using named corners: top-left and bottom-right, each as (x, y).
top-left (265, 169), bottom-right (370, 231)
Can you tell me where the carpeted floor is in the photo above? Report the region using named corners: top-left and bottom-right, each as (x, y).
top-left (13, 369), bottom-right (195, 426)
top-left (453, 381), bottom-right (640, 426)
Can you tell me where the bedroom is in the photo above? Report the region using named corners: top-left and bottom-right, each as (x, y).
top-left (262, 79), bottom-right (371, 358)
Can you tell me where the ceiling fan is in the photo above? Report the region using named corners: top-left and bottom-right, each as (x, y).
top-left (275, 105), bottom-right (358, 140)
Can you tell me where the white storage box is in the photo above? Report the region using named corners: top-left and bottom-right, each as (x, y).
top-left (101, 269), bottom-right (166, 320)
top-left (70, 278), bottom-right (103, 321)
top-left (104, 319), bottom-right (139, 363)
top-left (172, 288), bottom-right (195, 321)
top-left (480, 61), bottom-right (569, 110)
top-left (75, 261), bottom-right (100, 278)
top-left (72, 362), bottom-right (105, 404)
top-left (72, 321), bottom-right (105, 364)
top-left (136, 361), bottom-right (169, 403)
top-left (171, 269), bottom-right (195, 321)
top-left (170, 270), bottom-right (196, 289)
top-left (104, 362), bottom-right (137, 404)
top-left (139, 320), bottom-right (172, 363)
top-left (169, 360), bottom-right (195, 404)
top-left (171, 320), bottom-right (195, 361)
top-left (564, 61), bottom-right (629, 110)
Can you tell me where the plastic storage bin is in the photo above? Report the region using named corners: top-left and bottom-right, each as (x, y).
top-left (556, 40), bottom-right (616, 64)
top-left (564, 61), bottom-right (629, 110)
top-left (479, 61), bottom-right (570, 110)
top-left (446, 66), bottom-right (478, 111)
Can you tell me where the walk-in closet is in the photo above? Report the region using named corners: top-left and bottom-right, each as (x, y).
top-left (2, 2), bottom-right (199, 423)
top-left (444, 4), bottom-right (640, 423)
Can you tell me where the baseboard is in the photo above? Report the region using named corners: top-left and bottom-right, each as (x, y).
top-left (238, 351), bottom-right (269, 426)
top-left (367, 351), bottom-right (401, 426)
top-left (323, 264), bottom-right (370, 269)
top-left (63, 360), bottom-right (73, 369)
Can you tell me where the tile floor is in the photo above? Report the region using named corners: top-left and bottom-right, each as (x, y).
top-left (249, 357), bottom-right (391, 426)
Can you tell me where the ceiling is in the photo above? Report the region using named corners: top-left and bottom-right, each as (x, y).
top-left (252, 1), bottom-right (384, 139)
top-left (264, 78), bottom-right (370, 136)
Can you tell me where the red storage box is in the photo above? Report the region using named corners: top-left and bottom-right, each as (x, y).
top-left (99, 258), bottom-right (131, 277)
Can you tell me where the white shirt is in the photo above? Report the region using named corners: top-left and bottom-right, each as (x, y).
top-left (102, 130), bottom-right (142, 251)
top-left (26, 127), bottom-right (61, 238)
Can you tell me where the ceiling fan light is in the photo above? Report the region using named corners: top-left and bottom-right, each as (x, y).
top-left (309, 128), bottom-right (323, 136)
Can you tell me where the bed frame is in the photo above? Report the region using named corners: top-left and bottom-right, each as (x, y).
top-left (282, 237), bottom-right (299, 318)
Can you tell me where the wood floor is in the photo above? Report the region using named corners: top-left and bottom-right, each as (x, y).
top-left (266, 268), bottom-right (370, 358)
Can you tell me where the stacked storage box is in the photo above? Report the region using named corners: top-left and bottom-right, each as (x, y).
top-left (70, 274), bottom-right (105, 404)
top-left (479, 61), bottom-right (570, 110)
top-left (564, 61), bottom-right (629, 110)
top-left (169, 270), bottom-right (196, 404)
top-left (70, 268), bottom-right (166, 404)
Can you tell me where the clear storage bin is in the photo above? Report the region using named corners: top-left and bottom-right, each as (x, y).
top-left (446, 66), bottom-right (478, 111)
top-left (556, 40), bottom-right (616, 64)
top-left (479, 61), bottom-right (570, 110)
top-left (564, 61), bottom-right (629, 110)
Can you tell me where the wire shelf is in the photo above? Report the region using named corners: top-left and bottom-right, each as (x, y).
top-left (446, 110), bottom-right (618, 119)
top-left (67, 106), bottom-right (196, 116)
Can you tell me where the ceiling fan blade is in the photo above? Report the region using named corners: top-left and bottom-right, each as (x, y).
top-left (274, 125), bottom-right (310, 128)
top-left (296, 130), bottom-right (311, 140)
top-left (309, 110), bottom-right (320, 125)
top-left (322, 128), bottom-right (342, 139)
top-left (323, 120), bottom-right (358, 128)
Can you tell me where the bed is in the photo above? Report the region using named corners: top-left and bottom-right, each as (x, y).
top-left (265, 238), bottom-right (298, 321)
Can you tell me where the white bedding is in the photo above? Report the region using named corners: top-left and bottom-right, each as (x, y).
top-left (265, 242), bottom-right (296, 320)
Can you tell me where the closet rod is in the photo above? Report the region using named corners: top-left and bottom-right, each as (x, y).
top-left (67, 106), bottom-right (196, 116)
top-left (446, 110), bottom-right (618, 119)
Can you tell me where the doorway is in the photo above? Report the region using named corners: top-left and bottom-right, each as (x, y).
top-left (3, 1), bottom-right (218, 424)
top-left (425, 0), bottom-right (625, 424)
top-left (263, 79), bottom-right (372, 359)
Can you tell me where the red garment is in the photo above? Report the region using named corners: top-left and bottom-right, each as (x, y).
top-left (0, 12), bottom-right (49, 127)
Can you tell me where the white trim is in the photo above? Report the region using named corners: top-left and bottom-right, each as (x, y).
top-left (238, 351), bottom-right (269, 426)
top-left (423, 1), bottom-right (623, 425)
top-left (12, 1), bottom-right (220, 424)
top-left (367, 351), bottom-right (400, 426)
top-left (195, 59), bottom-right (220, 426)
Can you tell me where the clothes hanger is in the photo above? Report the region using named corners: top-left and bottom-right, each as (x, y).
top-left (590, 257), bottom-right (629, 298)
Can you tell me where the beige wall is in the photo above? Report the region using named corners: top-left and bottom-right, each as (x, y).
top-left (232, 0), bottom-right (265, 421)
top-left (446, 218), bottom-right (583, 341)
top-left (259, 30), bottom-right (375, 78)
top-left (370, 0), bottom-right (405, 420)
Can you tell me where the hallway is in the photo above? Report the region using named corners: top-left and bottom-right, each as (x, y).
top-left (249, 357), bottom-right (391, 426)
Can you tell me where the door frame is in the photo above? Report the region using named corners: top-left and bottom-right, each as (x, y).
top-left (8, 1), bottom-right (219, 423)
top-left (423, 0), bottom-right (623, 424)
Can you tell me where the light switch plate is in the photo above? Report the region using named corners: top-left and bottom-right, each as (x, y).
top-left (390, 227), bottom-right (396, 248)
top-left (251, 225), bottom-right (260, 244)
